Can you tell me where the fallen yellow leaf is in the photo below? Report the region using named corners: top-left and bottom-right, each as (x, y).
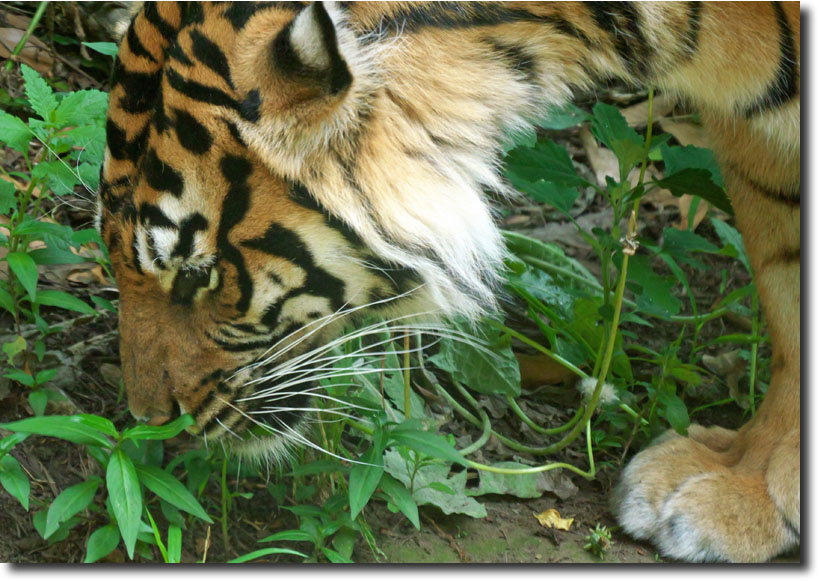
top-left (533, 509), bottom-right (573, 531)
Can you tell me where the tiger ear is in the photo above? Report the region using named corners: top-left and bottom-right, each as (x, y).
top-left (272, 2), bottom-right (352, 95)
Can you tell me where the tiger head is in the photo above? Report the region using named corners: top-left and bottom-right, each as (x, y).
top-left (98, 2), bottom-right (538, 454)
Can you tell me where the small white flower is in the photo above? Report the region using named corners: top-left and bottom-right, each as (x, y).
top-left (578, 377), bottom-right (619, 406)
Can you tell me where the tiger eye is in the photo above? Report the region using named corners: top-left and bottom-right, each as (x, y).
top-left (171, 268), bottom-right (212, 305)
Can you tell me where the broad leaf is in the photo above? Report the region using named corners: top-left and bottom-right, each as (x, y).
top-left (121, 414), bottom-right (195, 441)
top-left (134, 463), bottom-right (212, 523)
top-left (44, 477), bottom-right (101, 538)
top-left (35, 290), bottom-right (96, 316)
top-left (84, 524), bottom-right (121, 563)
top-left (21, 64), bottom-right (57, 121)
top-left (348, 446), bottom-right (383, 520)
top-left (107, 448), bottom-right (142, 559)
top-left (6, 252), bottom-right (38, 301)
top-left (0, 109), bottom-right (31, 153)
top-left (0, 415), bottom-right (114, 447)
top-left (0, 455), bottom-right (31, 510)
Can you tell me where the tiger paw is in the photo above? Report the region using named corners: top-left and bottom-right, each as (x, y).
top-left (611, 427), bottom-right (800, 562)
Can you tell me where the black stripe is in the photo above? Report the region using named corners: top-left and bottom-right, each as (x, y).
top-left (138, 203), bottom-right (177, 230)
top-left (682, 1), bottom-right (703, 59)
top-left (142, 3), bottom-right (178, 42)
top-left (206, 332), bottom-right (272, 352)
top-left (112, 65), bottom-right (162, 114)
top-left (142, 149), bottom-right (184, 197)
top-left (165, 67), bottom-right (258, 121)
top-left (105, 119), bottom-right (150, 162)
top-left (222, 2), bottom-right (300, 31)
top-left (171, 212), bottom-right (209, 259)
top-left (744, 2), bottom-right (799, 118)
top-left (355, 1), bottom-right (588, 45)
top-left (487, 40), bottom-right (537, 82)
top-left (585, 1), bottom-right (651, 77)
top-left (166, 41), bottom-right (194, 67)
top-left (217, 155), bottom-right (255, 313)
top-left (241, 221), bottom-right (347, 324)
top-left (173, 109), bottom-right (213, 154)
top-left (190, 28), bottom-right (234, 89)
top-left (125, 22), bottom-right (158, 63)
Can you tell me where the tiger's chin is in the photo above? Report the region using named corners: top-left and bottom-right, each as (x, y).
top-left (213, 389), bottom-right (313, 467)
top-left (227, 413), bottom-right (309, 468)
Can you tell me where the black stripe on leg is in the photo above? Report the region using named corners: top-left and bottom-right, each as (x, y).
top-left (744, 2), bottom-right (799, 118)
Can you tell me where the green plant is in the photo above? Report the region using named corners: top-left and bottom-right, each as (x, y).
top-left (0, 414), bottom-right (216, 562)
top-left (1, 63), bottom-right (112, 412)
top-left (584, 523), bottom-right (613, 559)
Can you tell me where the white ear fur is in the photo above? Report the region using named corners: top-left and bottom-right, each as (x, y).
top-left (289, 3), bottom-right (332, 70)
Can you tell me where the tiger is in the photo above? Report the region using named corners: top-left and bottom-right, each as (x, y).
top-left (97, 1), bottom-right (800, 563)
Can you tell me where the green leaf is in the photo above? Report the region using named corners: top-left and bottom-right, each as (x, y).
top-left (322, 547), bottom-right (354, 563)
top-left (54, 89), bottom-right (109, 126)
top-left (654, 169), bottom-right (732, 216)
top-left (121, 414), bottom-right (195, 441)
top-left (21, 64), bottom-right (58, 121)
top-left (167, 524), bottom-right (182, 563)
top-left (388, 426), bottom-right (468, 467)
top-left (427, 482), bottom-right (455, 494)
top-left (6, 252), bottom-right (38, 301)
top-left (44, 477), bottom-right (101, 538)
top-left (107, 448), bottom-right (143, 559)
top-left (538, 103), bottom-right (592, 130)
top-left (29, 389), bottom-right (47, 415)
top-left (590, 102), bottom-right (645, 175)
top-left (658, 391), bottom-right (690, 434)
top-left (627, 254), bottom-right (682, 319)
top-left (0, 415), bottom-right (115, 447)
top-left (508, 176), bottom-right (579, 215)
top-left (134, 463), bottom-right (213, 523)
top-left (0, 432), bottom-right (29, 456)
top-left (228, 547), bottom-right (309, 563)
top-left (469, 461), bottom-right (577, 500)
top-left (348, 447), bottom-right (383, 521)
top-left (710, 217), bottom-right (751, 273)
top-left (34, 290), bottom-right (96, 316)
top-left (84, 524), bottom-right (121, 563)
top-left (0, 286), bottom-right (15, 316)
top-left (0, 109), bottom-right (31, 153)
top-left (378, 474), bottom-right (419, 529)
top-left (662, 144), bottom-right (724, 187)
top-left (257, 529), bottom-right (314, 543)
top-left (31, 160), bottom-right (81, 196)
top-left (3, 336), bottom-right (27, 364)
top-left (27, 248), bottom-right (90, 265)
top-left (82, 42), bottom-right (120, 58)
top-left (383, 449), bottom-right (486, 518)
top-left (504, 139), bottom-right (585, 187)
top-left (0, 455), bottom-right (31, 510)
top-left (4, 370), bottom-right (34, 387)
top-left (0, 180), bottom-right (16, 214)
top-left (427, 322), bottom-right (521, 397)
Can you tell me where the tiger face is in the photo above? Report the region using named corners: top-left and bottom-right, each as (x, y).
top-left (98, 2), bottom-right (507, 451)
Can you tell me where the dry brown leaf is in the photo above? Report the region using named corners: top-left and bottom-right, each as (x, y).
top-left (66, 264), bottom-right (107, 286)
top-left (658, 118), bottom-right (710, 149)
top-left (702, 350), bottom-right (749, 409)
top-left (533, 509), bottom-right (574, 531)
top-left (516, 353), bottom-right (576, 388)
top-left (0, 27), bottom-right (54, 73)
top-left (100, 363), bottom-right (122, 389)
top-left (620, 94), bottom-right (676, 128)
